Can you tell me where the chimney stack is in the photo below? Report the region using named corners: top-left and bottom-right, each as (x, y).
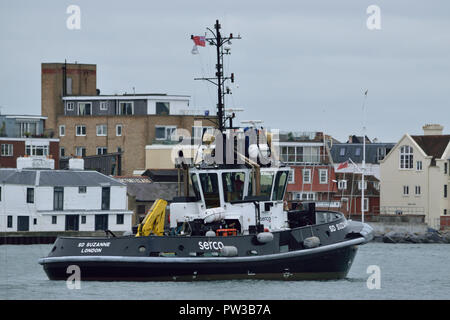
top-left (422, 124), bottom-right (443, 136)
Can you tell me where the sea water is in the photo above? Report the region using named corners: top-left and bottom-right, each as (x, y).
top-left (0, 243), bottom-right (449, 300)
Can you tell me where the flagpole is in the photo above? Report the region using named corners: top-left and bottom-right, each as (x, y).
top-left (361, 90), bottom-right (368, 224)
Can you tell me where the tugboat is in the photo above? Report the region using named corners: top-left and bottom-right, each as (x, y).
top-left (39, 20), bottom-right (373, 281)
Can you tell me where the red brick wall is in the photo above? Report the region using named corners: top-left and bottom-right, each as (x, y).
top-left (0, 141), bottom-right (25, 168)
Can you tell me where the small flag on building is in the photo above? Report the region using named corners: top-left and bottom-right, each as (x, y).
top-left (337, 161), bottom-right (349, 170)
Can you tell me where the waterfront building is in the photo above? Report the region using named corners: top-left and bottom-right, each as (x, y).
top-left (280, 131), bottom-right (338, 210)
top-left (0, 114), bottom-right (59, 168)
top-left (0, 157), bottom-right (132, 232)
top-left (41, 62), bottom-right (216, 175)
top-left (330, 136), bottom-right (395, 216)
top-left (380, 124), bottom-right (450, 229)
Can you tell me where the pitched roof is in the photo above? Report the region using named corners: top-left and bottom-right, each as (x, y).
top-left (410, 135), bottom-right (450, 159)
top-left (0, 169), bottom-right (124, 187)
top-left (330, 143), bottom-right (395, 164)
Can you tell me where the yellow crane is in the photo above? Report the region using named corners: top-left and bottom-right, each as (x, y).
top-left (135, 199), bottom-right (168, 237)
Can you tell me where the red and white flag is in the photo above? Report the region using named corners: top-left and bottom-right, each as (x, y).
top-left (337, 161), bottom-right (349, 170)
top-left (192, 35), bottom-right (206, 47)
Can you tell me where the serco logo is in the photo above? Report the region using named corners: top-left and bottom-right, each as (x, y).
top-left (198, 241), bottom-right (224, 250)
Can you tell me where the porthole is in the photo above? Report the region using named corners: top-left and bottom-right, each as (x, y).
top-left (138, 246), bottom-right (146, 253)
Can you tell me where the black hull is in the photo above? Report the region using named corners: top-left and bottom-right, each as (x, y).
top-left (40, 238), bottom-right (362, 281)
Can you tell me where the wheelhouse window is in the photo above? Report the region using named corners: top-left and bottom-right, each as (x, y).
top-left (272, 170), bottom-right (288, 201)
top-left (222, 172), bottom-right (246, 202)
top-left (190, 174), bottom-right (202, 201)
top-left (77, 102), bottom-right (92, 116)
top-left (199, 173), bottom-right (220, 209)
top-left (400, 145), bottom-right (413, 169)
top-left (260, 172), bottom-right (274, 199)
top-left (156, 102), bottom-right (170, 115)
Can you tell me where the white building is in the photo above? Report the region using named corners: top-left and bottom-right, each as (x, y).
top-left (0, 158), bottom-right (132, 232)
top-left (380, 124), bottom-right (450, 228)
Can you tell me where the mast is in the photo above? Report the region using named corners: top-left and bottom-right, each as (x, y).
top-left (192, 20), bottom-right (241, 132)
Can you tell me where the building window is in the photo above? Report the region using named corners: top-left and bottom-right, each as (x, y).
top-left (445, 209), bottom-right (448, 216)
top-left (117, 101), bottom-right (134, 115)
top-left (76, 125), bottom-right (86, 136)
top-left (59, 125), bottom-right (65, 137)
top-left (18, 122), bottom-right (38, 137)
top-left (339, 147), bottom-right (346, 156)
top-left (77, 102), bottom-right (92, 115)
top-left (54, 187), bottom-right (64, 211)
top-left (338, 180), bottom-right (347, 190)
top-left (116, 124), bottom-right (122, 136)
top-left (302, 169), bottom-right (311, 184)
top-left (100, 101), bottom-right (108, 111)
top-left (416, 161), bottom-right (423, 171)
top-left (403, 185), bottom-right (409, 196)
top-left (66, 102), bottom-right (75, 111)
top-left (60, 147), bottom-right (65, 157)
top-left (33, 218), bottom-right (37, 225)
top-left (81, 215), bottom-right (86, 224)
top-left (116, 214), bottom-right (124, 225)
top-left (319, 169), bottom-right (328, 184)
top-left (363, 198), bottom-right (369, 212)
top-left (373, 181), bottom-right (380, 191)
top-left (51, 216), bottom-right (57, 224)
top-left (355, 148), bottom-right (361, 156)
top-left (415, 185), bottom-right (421, 195)
top-left (96, 124), bottom-right (107, 136)
top-left (156, 102), bottom-right (170, 115)
top-left (0, 186), bottom-right (1, 201)
top-left (280, 146), bottom-right (320, 164)
top-left (25, 145), bottom-right (49, 156)
top-left (96, 147), bottom-right (107, 155)
top-left (293, 192), bottom-right (315, 201)
top-left (358, 180), bottom-right (367, 190)
top-left (155, 126), bottom-right (177, 141)
top-left (7, 216), bottom-right (12, 228)
top-left (287, 169), bottom-right (295, 184)
top-left (377, 147), bottom-right (386, 162)
top-left (1, 144), bottom-right (13, 156)
top-left (137, 205), bottom-right (146, 215)
top-left (445, 162), bottom-right (448, 175)
top-left (75, 147), bottom-right (86, 157)
top-left (26, 188), bottom-right (34, 203)
top-left (445, 185), bottom-right (448, 198)
top-left (102, 187), bottom-right (110, 210)
top-left (78, 186), bottom-right (87, 193)
top-left (400, 145), bottom-right (413, 169)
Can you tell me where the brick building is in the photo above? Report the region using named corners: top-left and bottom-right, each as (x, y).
top-left (0, 115), bottom-right (59, 168)
top-left (41, 62), bottom-right (216, 175)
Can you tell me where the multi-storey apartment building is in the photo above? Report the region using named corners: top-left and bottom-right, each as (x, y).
top-left (279, 131), bottom-right (337, 209)
top-left (41, 62), bottom-right (216, 175)
top-left (380, 124), bottom-right (450, 229)
top-left (0, 114), bottom-right (59, 168)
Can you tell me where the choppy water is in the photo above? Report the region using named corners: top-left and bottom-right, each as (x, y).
top-left (0, 243), bottom-right (449, 300)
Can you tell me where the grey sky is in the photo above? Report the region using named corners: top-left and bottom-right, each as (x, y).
top-left (1, 0), bottom-right (449, 143)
